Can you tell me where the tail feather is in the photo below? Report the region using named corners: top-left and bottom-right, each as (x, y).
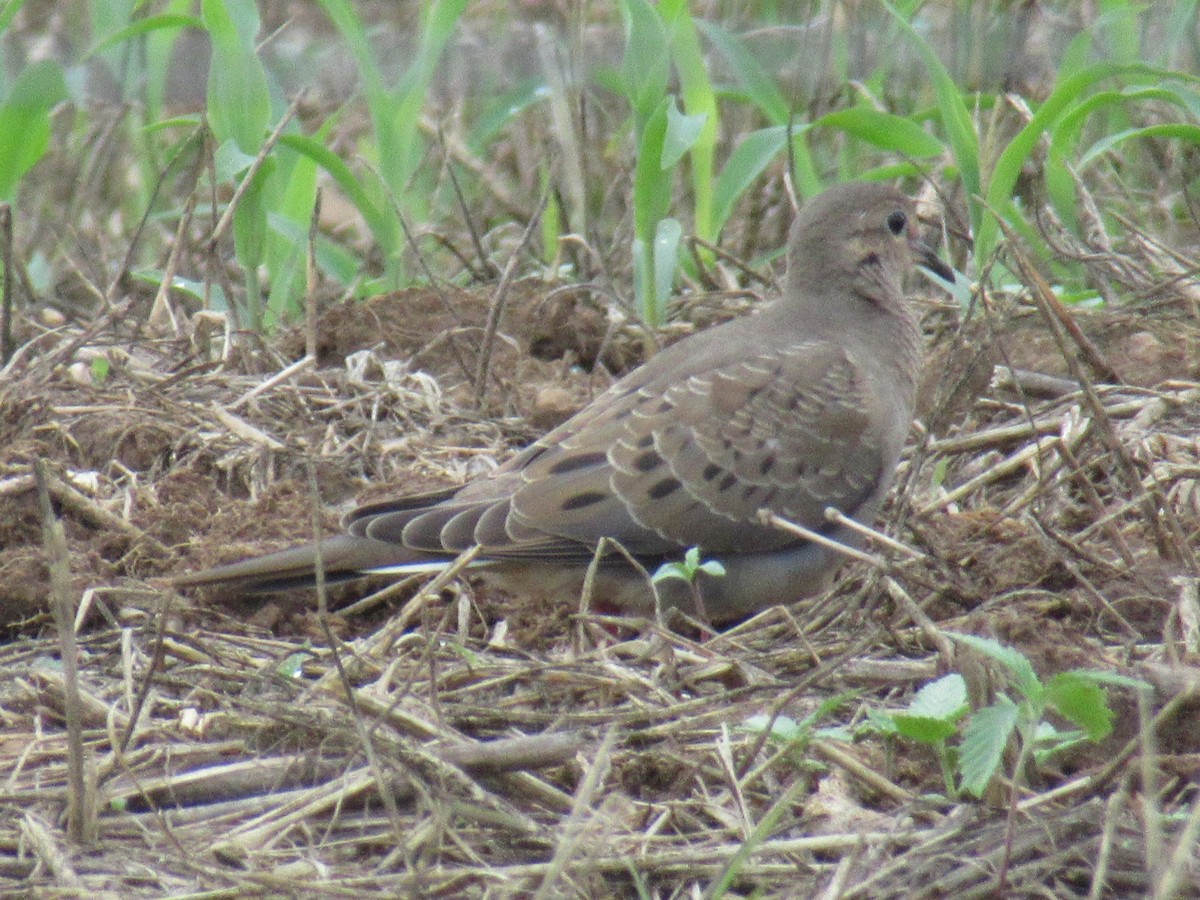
top-left (172, 535), bottom-right (452, 593)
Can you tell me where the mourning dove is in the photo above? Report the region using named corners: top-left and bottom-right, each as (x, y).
top-left (175, 181), bottom-right (952, 623)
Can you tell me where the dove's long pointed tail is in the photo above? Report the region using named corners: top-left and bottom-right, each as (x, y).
top-left (171, 535), bottom-right (451, 593)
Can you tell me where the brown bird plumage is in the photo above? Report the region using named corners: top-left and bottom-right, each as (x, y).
top-left (175, 181), bottom-right (952, 622)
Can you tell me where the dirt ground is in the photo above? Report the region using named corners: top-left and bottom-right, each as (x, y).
top-left (3, 256), bottom-right (1200, 895)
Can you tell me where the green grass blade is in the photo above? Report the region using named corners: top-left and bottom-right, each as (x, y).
top-left (816, 107), bottom-right (945, 157)
top-left (696, 19), bottom-right (788, 124)
top-left (201, 0), bottom-right (271, 154)
top-left (979, 61), bottom-right (1157, 265)
top-left (278, 133), bottom-right (395, 255)
top-left (1077, 123), bottom-right (1200, 170)
top-left (0, 60), bottom-right (67, 200)
top-left (882, 0), bottom-right (981, 226)
top-left (712, 126), bottom-right (787, 237)
top-left (620, 0), bottom-right (671, 127)
top-left (85, 13), bottom-right (202, 58)
top-left (662, 0), bottom-right (718, 244)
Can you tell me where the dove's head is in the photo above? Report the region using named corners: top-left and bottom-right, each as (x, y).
top-left (785, 182), bottom-right (952, 304)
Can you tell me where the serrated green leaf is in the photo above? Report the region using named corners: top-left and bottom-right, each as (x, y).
top-left (893, 714), bottom-right (957, 744)
top-left (1044, 672), bottom-right (1114, 741)
top-left (908, 674), bottom-right (970, 721)
top-left (742, 713), bottom-right (802, 742)
top-left (959, 696), bottom-right (1020, 797)
top-left (950, 633), bottom-right (1041, 699)
top-left (865, 708), bottom-right (900, 736)
top-left (1070, 669), bottom-right (1154, 691)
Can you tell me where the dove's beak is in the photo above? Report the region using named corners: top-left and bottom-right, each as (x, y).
top-left (913, 239), bottom-right (955, 284)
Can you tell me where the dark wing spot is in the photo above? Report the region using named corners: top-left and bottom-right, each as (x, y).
top-left (717, 473), bottom-right (738, 492)
top-left (794, 461), bottom-right (808, 478)
top-left (547, 450), bottom-right (608, 475)
top-left (702, 463), bottom-right (722, 481)
top-left (636, 433), bottom-right (655, 448)
top-left (633, 451), bottom-right (659, 473)
top-left (561, 491), bottom-right (608, 511)
top-left (759, 456), bottom-right (776, 476)
top-left (861, 251), bottom-right (880, 267)
top-left (648, 477), bottom-right (682, 500)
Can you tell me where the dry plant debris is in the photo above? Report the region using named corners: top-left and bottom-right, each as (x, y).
top-left (2, 281), bottom-right (1199, 896)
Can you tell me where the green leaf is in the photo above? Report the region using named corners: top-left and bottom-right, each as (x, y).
top-left (1031, 723), bottom-right (1088, 765)
top-left (980, 61), bottom-right (1159, 266)
top-left (662, 99), bottom-right (707, 170)
top-left (651, 560), bottom-right (689, 584)
top-left (0, 0), bottom-right (28, 35)
top-left (742, 713), bottom-right (802, 742)
top-left (881, 0), bottom-right (980, 226)
top-left (276, 651), bottom-right (311, 679)
top-left (469, 78), bottom-right (548, 152)
top-left (712, 126), bottom-right (788, 236)
top-left (696, 19), bottom-right (789, 124)
top-left (85, 12), bottom-right (203, 58)
top-left (90, 356), bottom-right (111, 385)
top-left (908, 674), bottom-right (969, 721)
top-left (1070, 669), bottom-right (1154, 692)
top-left (0, 60), bottom-right (68, 200)
top-left (652, 216), bottom-right (682, 314)
top-left (959, 696), bottom-right (1020, 797)
top-left (865, 708), bottom-right (900, 737)
top-left (213, 139), bottom-right (256, 182)
top-left (620, 0), bottom-right (670, 126)
top-left (131, 271), bottom-right (227, 310)
top-left (277, 133), bottom-right (395, 258)
top-left (1078, 123), bottom-right (1200, 170)
top-left (950, 633), bottom-right (1041, 700)
top-left (816, 107), bottom-right (944, 157)
top-left (631, 98), bottom-right (674, 325)
top-left (202, 0), bottom-right (270, 154)
top-left (893, 678), bottom-right (965, 780)
top-left (1044, 672), bottom-right (1114, 741)
top-left (893, 714), bottom-right (957, 745)
top-left (661, 0), bottom-right (717, 243)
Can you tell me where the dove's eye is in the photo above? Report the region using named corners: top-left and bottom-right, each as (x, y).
top-left (886, 210), bottom-right (908, 236)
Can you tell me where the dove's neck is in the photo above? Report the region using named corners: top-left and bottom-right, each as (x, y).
top-left (781, 268), bottom-right (922, 396)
